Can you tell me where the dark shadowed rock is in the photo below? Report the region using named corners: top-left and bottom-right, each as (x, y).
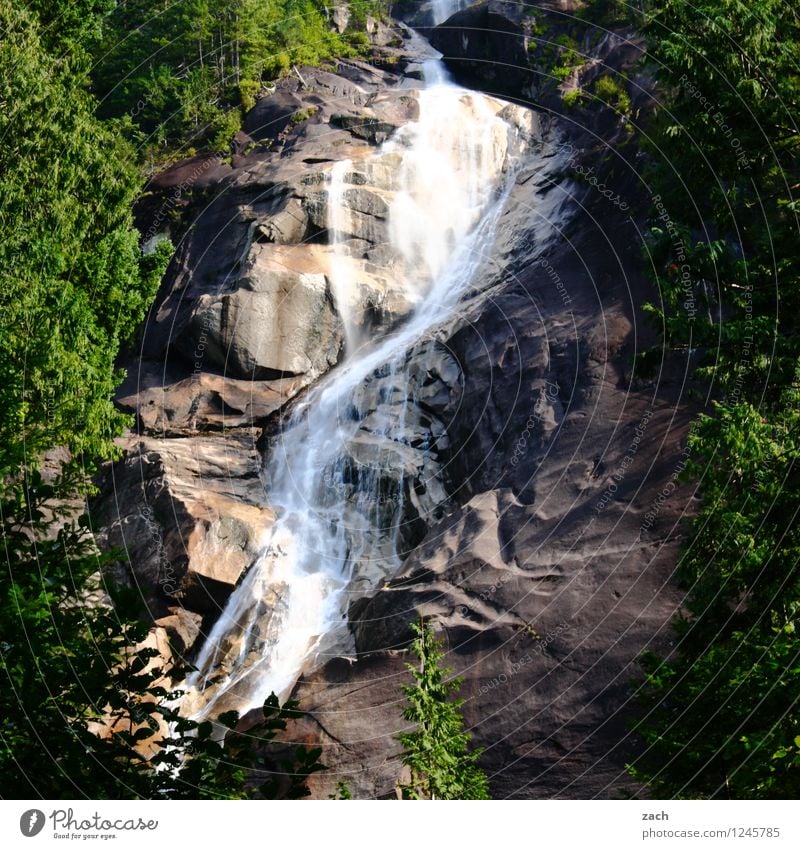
top-left (331, 112), bottom-right (401, 144)
top-left (154, 606), bottom-right (204, 654)
top-left (427, 2), bottom-right (532, 96)
top-left (284, 153), bottom-right (694, 799)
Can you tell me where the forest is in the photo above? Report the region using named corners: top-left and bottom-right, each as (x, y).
top-left (626, 0), bottom-right (800, 798)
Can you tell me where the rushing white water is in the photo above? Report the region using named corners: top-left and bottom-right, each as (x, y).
top-left (327, 159), bottom-right (363, 352)
top-left (432, 0), bottom-right (468, 26)
top-left (182, 66), bottom-right (524, 721)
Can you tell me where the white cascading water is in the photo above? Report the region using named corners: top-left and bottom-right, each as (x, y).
top-left (326, 158), bottom-right (363, 353)
top-left (432, 0), bottom-right (468, 26)
top-left (182, 64), bottom-right (523, 721)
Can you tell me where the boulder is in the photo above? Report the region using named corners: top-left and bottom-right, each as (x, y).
top-left (427, 1), bottom-right (533, 96)
top-left (332, 3), bottom-right (350, 33)
top-left (154, 606), bottom-right (204, 654)
top-left (184, 256), bottom-right (343, 380)
top-left (366, 14), bottom-right (401, 47)
top-left (116, 362), bottom-right (314, 435)
top-left (331, 112), bottom-right (401, 145)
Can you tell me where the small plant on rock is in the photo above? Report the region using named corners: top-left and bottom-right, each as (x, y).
top-left (396, 619), bottom-right (490, 800)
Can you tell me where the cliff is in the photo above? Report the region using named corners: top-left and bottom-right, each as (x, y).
top-left (93, 3), bottom-right (695, 798)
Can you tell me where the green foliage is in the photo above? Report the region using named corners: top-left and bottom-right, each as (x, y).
top-left (24, 0), bottom-right (115, 62)
top-left (543, 32), bottom-right (587, 82)
top-left (288, 106), bottom-right (319, 127)
top-left (396, 620), bottom-right (490, 800)
top-left (576, 0), bottom-right (634, 26)
top-left (344, 30), bottom-right (371, 51)
top-left (630, 0), bottom-right (800, 799)
top-left (0, 471), bottom-right (324, 798)
top-left (91, 0), bottom-right (384, 157)
top-left (678, 400), bottom-right (800, 627)
top-left (347, 0), bottom-right (387, 26)
top-left (562, 87), bottom-right (586, 108)
top-left (0, 1), bottom-right (170, 477)
top-left (638, 0), bottom-right (800, 395)
top-left (0, 1), bottom-right (326, 798)
top-left (632, 629), bottom-right (800, 798)
top-left (555, 33), bottom-right (581, 52)
top-left (239, 77), bottom-right (263, 112)
top-left (630, 390), bottom-right (800, 798)
top-left (329, 780), bottom-right (353, 799)
top-left (593, 73), bottom-right (631, 115)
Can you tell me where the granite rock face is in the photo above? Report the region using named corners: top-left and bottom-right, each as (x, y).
top-left (422, 0), bottom-right (646, 130)
top-left (127, 45), bottom-right (434, 439)
top-left (426, 2), bottom-right (534, 94)
top-left (97, 430), bottom-right (274, 621)
top-left (287, 177), bottom-right (693, 799)
top-left (95, 11), bottom-right (695, 799)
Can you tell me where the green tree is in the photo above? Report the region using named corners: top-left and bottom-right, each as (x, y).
top-left (91, 0), bottom-right (384, 156)
top-left (629, 392), bottom-right (800, 798)
top-left (628, 0), bottom-right (800, 800)
top-left (0, 471), bottom-right (324, 798)
top-left (0, 0), bottom-right (169, 476)
top-left (0, 1), bottom-right (326, 798)
top-left (396, 619), bottom-right (490, 800)
top-left (637, 0), bottom-right (800, 396)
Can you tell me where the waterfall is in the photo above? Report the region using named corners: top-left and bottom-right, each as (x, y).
top-left (431, 0), bottom-right (468, 26)
top-left (326, 159), bottom-right (362, 352)
top-left (181, 65), bottom-right (525, 722)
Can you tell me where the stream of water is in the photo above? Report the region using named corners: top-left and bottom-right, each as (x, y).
top-left (182, 62), bottom-right (526, 721)
top-left (432, 0), bottom-right (468, 26)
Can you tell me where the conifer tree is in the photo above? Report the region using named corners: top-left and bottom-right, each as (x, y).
top-left (396, 619), bottom-right (490, 800)
top-left (625, 0), bottom-right (800, 799)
